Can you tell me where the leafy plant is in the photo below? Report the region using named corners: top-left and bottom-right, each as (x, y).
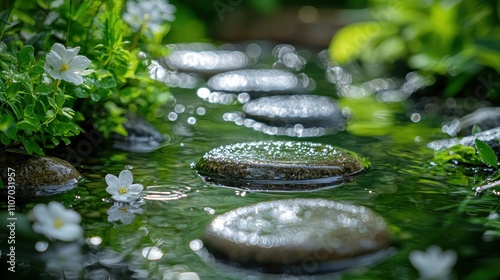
top-left (329, 0), bottom-right (500, 97)
top-left (0, 0), bottom-right (174, 154)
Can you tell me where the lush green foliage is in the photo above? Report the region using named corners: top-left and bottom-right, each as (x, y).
top-left (0, 0), bottom-right (172, 154)
top-left (329, 0), bottom-right (500, 97)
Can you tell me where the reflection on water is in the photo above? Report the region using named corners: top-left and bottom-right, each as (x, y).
top-left (2, 42), bottom-right (497, 280)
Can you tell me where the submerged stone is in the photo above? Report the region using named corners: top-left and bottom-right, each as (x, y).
top-left (195, 141), bottom-right (370, 191)
top-left (0, 150), bottom-right (81, 198)
top-left (202, 198), bottom-right (393, 274)
top-left (112, 114), bottom-right (165, 152)
top-left (207, 69), bottom-right (309, 95)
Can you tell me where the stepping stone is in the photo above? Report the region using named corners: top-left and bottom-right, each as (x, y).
top-left (202, 198), bottom-right (394, 274)
top-left (242, 94), bottom-right (346, 130)
top-left (207, 69), bottom-right (308, 94)
top-left (162, 50), bottom-right (250, 75)
top-left (195, 141), bottom-right (370, 191)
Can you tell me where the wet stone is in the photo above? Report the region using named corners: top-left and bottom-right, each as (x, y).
top-left (195, 141), bottom-right (370, 191)
top-left (202, 198), bottom-right (393, 274)
top-left (240, 95), bottom-right (346, 136)
top-left (427, 126), bottom-right (500, 154)
top-left (161, 50), bottom-right (249, 75)
top-left (112, 114), bottom-right (165, 152)
top-left (0, 150), bottom-right (82, 199)
top-left (207, 69), bottom-right (308, 95)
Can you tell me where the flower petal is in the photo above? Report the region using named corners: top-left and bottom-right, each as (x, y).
top-left (111, 194), bottom-right (132, 202)
top-left (61, 71), bottom-right (83, 85)
top-left (119, 170), bottom-right (133, 186)
top-left (58, 208), bottom-right (82, 224)
top-left (69, 55), bottom-right (91, 70)
top-left (106, 185), bottom-right (120, 196)
top-left (51, 43), bottom-right (67, 58)
top-left (32, 203), bottom-right (50, 223)
top-left (64, 46), bottom-right (81, 62)
top-left (105, 174), bottom-right (120, 188)
top-left (51, 224), bottom-right (83, 241)
top-left (128, 183), bottom-right (144, 194)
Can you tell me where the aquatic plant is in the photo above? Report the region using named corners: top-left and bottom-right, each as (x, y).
top-left (31, 201), bottom-right (83, 242)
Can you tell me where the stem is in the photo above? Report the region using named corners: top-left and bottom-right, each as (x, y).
top-left (53, 79), bottom-right (60, 99)
top-left (475, 180), bottom-right (500, 196)
top-left (66, 0), bottom-right (72, 46)
top-left (0, 0), bottom-right (16, 40)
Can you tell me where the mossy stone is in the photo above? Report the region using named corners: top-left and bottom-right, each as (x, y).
top-left (0, 150), bottom-right (82, 198)
top-left (195, 141), bottom-right (370, 191)
top-left (202, 198), bottom-right (393, 274)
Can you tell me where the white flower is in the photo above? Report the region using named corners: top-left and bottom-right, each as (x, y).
top-left (31, 201), bottom-right (83, 241)
top-left (409, 245), bottom-right (457, 280)
top-left (105, 170), bottom-right (144, 202)
top-left (107, 202), bottom-right (144, 224)
top-left (44, 43), bottom-right (92, 85)
top-left (123, 0), bottom-right (176, 33)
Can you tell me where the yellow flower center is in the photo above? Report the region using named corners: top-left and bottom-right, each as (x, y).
top-left (120, 207), bottom-right (128, 213)
top-left (60, 63), bottom-right (69, 72)
top-left (119, 186), bottom-right (128, 194)
top-left (54, 219), bottom-right (64, 229)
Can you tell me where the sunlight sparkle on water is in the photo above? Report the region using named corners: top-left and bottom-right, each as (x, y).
top-left (142, 246), bottom-right (163, 260)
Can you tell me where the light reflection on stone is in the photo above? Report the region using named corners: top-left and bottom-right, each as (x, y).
top-left (148, 60), bottom-right (202, 89)
top-left (202, 198), bottom-right (393, 274)
top-left (208, 69), bottom-right (309, 93)
top-left (224, 95), bottom-right (346, 137)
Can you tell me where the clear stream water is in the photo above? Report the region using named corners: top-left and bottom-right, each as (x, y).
top-left (2, 52), bottom-right (500, 280)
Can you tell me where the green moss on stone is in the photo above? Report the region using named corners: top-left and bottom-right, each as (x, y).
top-left (196, 141), bottom-right (370, 191)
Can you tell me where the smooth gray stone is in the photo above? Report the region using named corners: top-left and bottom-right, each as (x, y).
top-left (202, 198), bottom-right (393, 274)
top-left (427, 127), bottom-right (500, 151)
top-left (162, 50), bottom-right (250, 74)
top-left (242, 95), bottom-right (346, 128)
top-left (195, 141), bottom-right (370, 191)
top-left (207, 69), bottom-right (307, 94)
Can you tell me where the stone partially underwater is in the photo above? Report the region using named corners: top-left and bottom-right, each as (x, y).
top-left (200, 198), bottom-right (394, 275)
top-left (195, 141), bottom-right (370, 191)
top-left (0, 150), bottom-right (81, 198)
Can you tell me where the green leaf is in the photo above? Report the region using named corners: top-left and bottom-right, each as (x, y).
top-left (329, 22), bottom-right (398, 64)
top-left (475, 139), bottom-right (498, 168)
top-left (90, 92), bottom-right (101, 102)
top-left (55, 92), bottom-right (66, 107)
top-left (21, 137), bottom-right (44, 155)
top-left (18, 45), bottom-right (35, 70)
top-left (46, 110), bottom-right (55, 118)
top-left (472, 124), bottom-right (482, 135)
top-left (30, 65), bottom-right (45, 76)
top-left (35, 84), bottom-right (53, 95)
top-left (97, 76), bottom-right (117, 89)
top-left (8, 101), bottom-right (23, 120)
top-left (1, 133), bottom-right (11, 145)
top-left (17, 120), bottom-right (39, 132)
